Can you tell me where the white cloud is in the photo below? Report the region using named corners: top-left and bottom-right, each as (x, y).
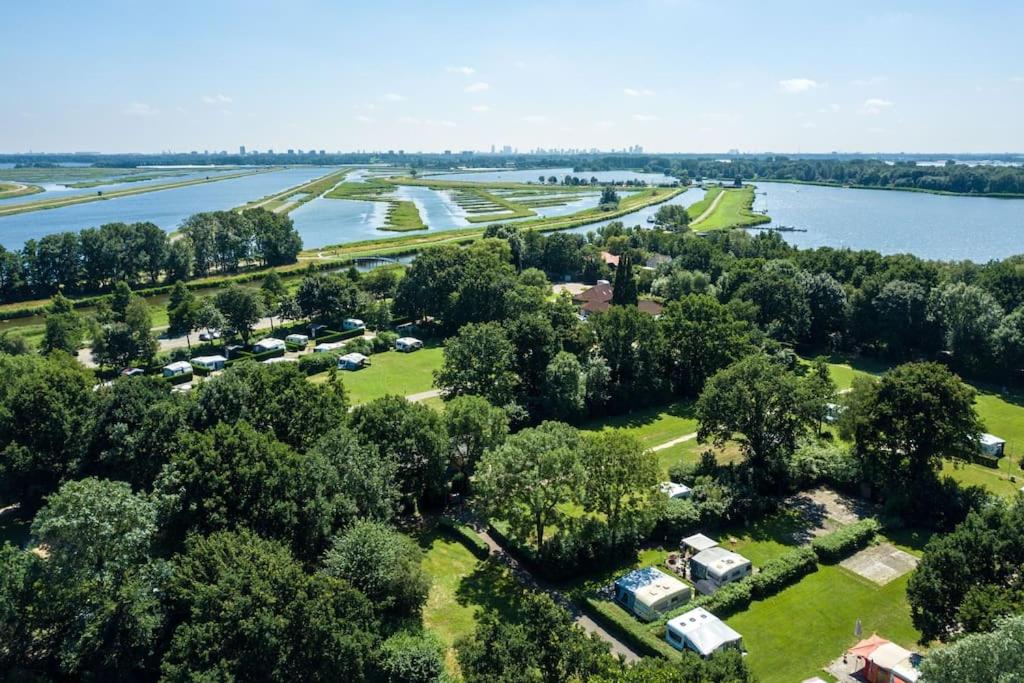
top-left (201, 93), bottom-right (232, 105)
top-left (354, 115), bottom-right (374, 123)
top-left (123, 101), bottom-right (158, 116)
top-left (624, 87), bottom-right (655, 96)
top-left (445, 65), bottom-right (475, 76)
top-left (524, 115), bottom-right (547, 124)
top-left (778, 78), bottom-right (821, 93)
top-left (632, 113), bottom-right (658, 121)
top-left (593, 120), bottom-right (615, 129)
top-left (383, 93), bottom-right (407, 102)
top-left (464, 81), bottom-right (490, 92)
top-left (859, 98), bottom-right (893, 115)
top-left (852, 76), bottom-right (887, 87)
top-left (470, 104), bottom-right (490, 113)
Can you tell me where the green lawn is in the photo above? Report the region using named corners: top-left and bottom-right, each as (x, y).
top-left (419, 528), bottom-right (524, 677)
top-left (581, 400), bottom-right (697, 448)
top-left (726, 565), bottom-right (920, 683)
top-left (310, 344), bottom-right (443, 404)
top-left (690, 186), bottom-right (770, 231)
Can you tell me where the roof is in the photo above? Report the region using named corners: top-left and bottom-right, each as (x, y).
top-left (980, 433), bottom-right (1006, 446)
top-left (600, 251), bottom-right (620, 267)
top-left (192, 355), bottom-right (227, 364)
top-left (339, 352), bottom-right (368, 364)
top-left (285, 333), bottom-right (308, 341)
top-left (692, 547), bottom-right (751, 575)
top-left (660, 482), bottom-right (692, 498)
top-left (315, 342), bottom-right (345, 351)
top-left (615, 567), bottom-right (690, 609)
top-left (573, 282), bottom-right (613, 304)
top-left (254, 337), bottom-right (284, 347)
top-left (869, 643), bottom-right (920, 682)
top-left (164, 361), bottom-right (192, 372)
top-left (396, 336), bottom-right (422, 344)
top-left (666, 607), bottom-right (742, 657)
top-left (682, 533), bottom-right (719, 552)
top-left (579, 298), bottom-right (664, 316)
top-left (262, 356), bottom-right (297, 364)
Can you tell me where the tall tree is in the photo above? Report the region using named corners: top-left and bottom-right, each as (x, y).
top-left (580, 430), bottom-right (661, 546)
top-left (215, 284), bottom-right (264, 344)
top-left (435, 322), bottom-right (520, 407)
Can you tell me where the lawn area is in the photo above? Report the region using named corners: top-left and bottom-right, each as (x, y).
top-left (655, 439), bottom-right (744, 477)
top-left (382, 200), bottom-right (427, 231)
top-left (581, 401), bottom-right (697, 448)
top-left (689, 186), bottom-right (770, 231)
top-left (726, 565), bottom-right (920, 683)
top-left (310, 344), bottom-right (443, 404)
top-left (418, 528), bottom-right (525, 677)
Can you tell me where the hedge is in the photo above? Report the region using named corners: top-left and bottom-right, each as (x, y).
top-left (298, 352), bottom-right (339, 375)
top-left (684, 580), bottom-right (753, 619)
top-left (812, 519), bottom-right (880, 563)
top-left (582, 597), bottom-right (680, 660)
top-left (748, 546), bottom-right (817, 599)
top-left (314, 327), bottom-right (364, 344)
top-left (438, 518), bottom-right (491, 560)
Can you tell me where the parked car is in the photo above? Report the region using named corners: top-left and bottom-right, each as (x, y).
top-left (120, 367), bottom-right (145, 377)
top-left (199, 329), bottom-right (222, 342)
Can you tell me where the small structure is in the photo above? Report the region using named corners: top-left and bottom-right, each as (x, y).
top-left (263, 356), bottom-right (298, 364)
top-left (342, 318), bottom-right (365, 331)
top-left (252, 337), bottom-right (285, 353)
top-left (395, 322), bottom-right (419, 335)
top-left (978, 433), bottom-right (1006, 458)
top-left (824, 402), bottom-right (845, 424)
top-left (681, 533), bottom-right (719, 558)
top-left (285, 333), bottom-right (309, 347)
top-left (660, 482), bottom-right (693, 500)
top-left (847, 634), bottom-right (922, 683)
top-left (396, 336), bottom-right (423, 353)
top-left (690, 547), bottom-right (751, 594)
top-left (314, 341), bottom-right (346, 353)
top-left (338, 352), bottom-right (369, 371)
top-left (665, 607), bottom-right (743, 657)
top-left (599, 251), bottom-right (620, 268)
top-left (191, 355), bottom-right (227, 372)
top-left (162, 361), bottom-right (193, 378)
top-left (613, 567), bottom-right (692, 622)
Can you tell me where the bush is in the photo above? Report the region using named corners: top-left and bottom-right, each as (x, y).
top-left (376, 631), bottom-right (445, 683)
top-left (688, 579), bottom-right (752, 618)
top-left (583, 597), bottom-right (681, 659)
top-left (344, 337), bottom-right (373, 356)
top-left (372, 331), bottom-right (399, 353)
top-left (653, 498), bottom-right (701, 542)
top-left (812, 518), bottom-right (880, 563)
top-left (438, 518), bottom-right (490, 560)
top-left (314, 327), bottom-right (364, 344)
top-left (748, 547), bottom-right (817, 599)
top-left (299, 351), bottom-right (339, 376)
top-left (788, 441), bottom-right (862, 492)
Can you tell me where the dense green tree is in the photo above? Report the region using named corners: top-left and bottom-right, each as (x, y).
top-left (166, 280), bottom-right (199, 346)
top-left (801, 270), bottom-right (847, 344)
top-left (611, 251), bottom-right (638, 305)
top-left (322, 520), bottom-right (430, 618)
top-left (592, 305), bottom-right (665, 409)
top-left (40, 291), bottom-right (87, 355)
top-left (295, 272), bottom-right (362, 328)
top-left (215, 283), bottom-right (264, 343)
top-left (653, 203), bottom-right (691, 231)
top-left (592, 650), bottom-right (754, 682)
top-left (994, 305), bottom-right (1024, 371)
top-left (436, 321), bottom-right (520, 406)
top-left (929, 281), bottom-right (1003, 373)
top-left (697, 354), bottom-right (810, 491)
top-left (733, 259), bottom-right (811, 343)
top-left (542, 351), bottom-right (588, 422)
top-left (918, 615), bottom-right (1024, 682)
top-left (444, 395), bottom-right (509, 477)
top-left (93, 284), bottom-right (158, 367)
top-left (244, 208), bottom-right (303, 266)
top-left (580, 430), bottom-right (661, 545)
top-left (162, 529), bottom-right (378, 682)
top-left (474, 422), bottom-right (583, 550)
top-left (505, 312), bottom-right (559, 406)
top-left (376, 631), bottom-right (446, 683)
top-left (0, 542), bottom-right (35, 670)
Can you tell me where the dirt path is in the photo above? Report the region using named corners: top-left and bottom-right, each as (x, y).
top-left (473, 526), bottom-right (641, 662)
top-left (406, 388), bottom-right (441, 402)
top-left (651, 432), bottom-right (697, 452)
top-left (689, 188), bottom-right (726, 226)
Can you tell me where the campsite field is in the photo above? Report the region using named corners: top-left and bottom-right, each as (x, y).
top-left (309, 343), bottom-right (443, 404)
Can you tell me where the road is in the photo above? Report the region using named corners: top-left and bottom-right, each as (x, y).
top-left (689, 188), bottom-right (726, 226)
top-left (473, 526), bottom-right (641, 662)
top-left (651, 432), bottom-right (697, 452)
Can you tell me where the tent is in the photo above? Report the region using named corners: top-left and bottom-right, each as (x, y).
top-left (665, 607), bottom-right (743, 656)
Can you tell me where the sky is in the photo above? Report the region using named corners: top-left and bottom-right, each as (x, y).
top-left (3, 0), bottom-right (1024, 154)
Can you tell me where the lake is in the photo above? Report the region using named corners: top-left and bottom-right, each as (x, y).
top-left (430, 167), bottom-right (679, 185)
top-left (0, 166), bottom-right (336, 248)
top-left (750, 182), bottom-right (1024, 261)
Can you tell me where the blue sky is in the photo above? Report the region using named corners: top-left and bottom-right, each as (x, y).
top-left (3, 0), bottom-right (1023, 154)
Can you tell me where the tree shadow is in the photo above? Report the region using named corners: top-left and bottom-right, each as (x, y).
top-left (582, 400), bottom-right (696, 433)
top-left (736, 505), bottom-right (820, 547)
top-left (0, 504), bottom-right (30, 548)
top-left (455, 558), bottom-right (528, 619)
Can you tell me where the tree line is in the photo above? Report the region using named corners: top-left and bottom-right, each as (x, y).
top-left (0, 207), bottom-right (302, 303)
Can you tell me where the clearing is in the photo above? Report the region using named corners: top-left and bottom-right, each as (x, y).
top-left (309, 344), bottom-right (444, 405)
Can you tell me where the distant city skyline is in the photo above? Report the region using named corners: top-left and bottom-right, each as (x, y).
top-left (3, 0), bottom-right (1023, 154)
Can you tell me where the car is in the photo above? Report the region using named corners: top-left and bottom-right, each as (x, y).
top-left (120, 367), bottom-right (145, 377)
top-left (199, 329), bottom-right (222, 342)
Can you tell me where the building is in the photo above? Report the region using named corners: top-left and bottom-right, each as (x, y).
top-left (690, 547), bottom-right (751, 594)
top-left (162, 361), bottom-right (193, 378)
top-left (847, 634), bottom-right (922, 683)
top-left (599, 251), bottom-right (620, 268)
top-left (395, 337), bottom-right (423, 352)
top-left (342, 318), bottom-right (365, 331)
top-left (239, 145), bottom-right (246, 155)
top-left (681, 533), bottom-right (719, 557)
top-left (978, 433), bottom-right (1006, 458)
top-left (613, 567), bottom-right (691, 622)
top-left (252, 337), bottom-right (286, 353)
top-left (285, 334), bottom-right (309, 348)
top-left (665, 607), bottom-right (743, 657)
top-left (660, 482), bottom-right (692, 499)
top-left (338, 352), bottom-right (369, 370)
top-left (572, 281), bottom-right (664, 318)
top-left (262, 356), bottom-right (298, 364)
top-left (191, 355), bottom-right (227, 372)
top-left (314, 341), bottom-right (346, 353)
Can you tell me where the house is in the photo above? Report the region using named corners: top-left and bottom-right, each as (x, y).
top-left (191, 355), bottom-right (227, 372)
top-left (285, 333), bottom-right (309, 348)
top-left (314, 341), bottom-right (346, 353)
top-left (665, 607), bottom-right (743, 657)
top-left (396, 336), bottom-right (423, 352)
top-left (847, 634), bottom-right (922, 683)
top-left (690, 547), bottom-right (752, 594)
top-left (681, 533), bottom-right (719, 558)
top-left (599, 251), bottom-right (620, 268)
top-left (613, 567), bottom-right (692, 622)
top-left (978, 433), bottom-right (1006, 458)
top-left (337, 352), bottom-right (369, 370)
top-left (162, 361), bottom-right (193, 378)
top-left (252, 337), bottom-right (286, 353)
top-left (572, 281), bottom-right (613, 306)
top-left (572, 281), bottom-right (665, 318)
top-left (342, 318), bottom-right (365, 331)
top-left (263, 356), bottom-right (298, 364)
top-left (660, 482), bottom-right (693, 499)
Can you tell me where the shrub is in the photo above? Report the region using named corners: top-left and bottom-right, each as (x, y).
top-left (583, 597), bottom-right (680, 659)
top-left (314, 327), bottom-right (364, 344)
top-left (376, 631), bottom-right (445, 683)
top-left (344, 337), bottom-right (373, 356)
top-left (748, 547), bottom-right (817, 599)
top-left (438, 518), bottom-right (490, 560)
top-left (299, 351), bottom-right (338, 375)
top-left (372, 331), bottom-right (399, 353)
top-left (812, 518), bottom-right (880, 562)
top-left (688, 579), bottom-right (752, 618)
top-left (788, 441), bottom-right (862, 492)
top-left (537, 517), bottom-right (645, 581)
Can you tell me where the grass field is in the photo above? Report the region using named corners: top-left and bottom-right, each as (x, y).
top-left (581, 400), bottom-right (697, 447)
top-left (726, 565), bottom-right (920, 683)
top-left (381, 200), bottom-right (427, 231)
top-left (690, 186), bottom-right (771, 231)
top-left (0, 181), bottom-right (43, 199)
top-left (309, 344), bottom-right (443, 404)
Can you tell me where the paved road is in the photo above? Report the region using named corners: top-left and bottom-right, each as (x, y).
top-left (473, 526), bottom-right (641, 662)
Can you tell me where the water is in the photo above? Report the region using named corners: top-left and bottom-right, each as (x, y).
top-left (0, 166), bottom-right (337, 248)
top-left (749, 182), bottom-right (1024, 261)
top-left (431, 167), bottom-right (679, 185)
top-left (563, 187), bottom-right (708, 236)
top-left (290, 195), bottom-right (389, 247)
